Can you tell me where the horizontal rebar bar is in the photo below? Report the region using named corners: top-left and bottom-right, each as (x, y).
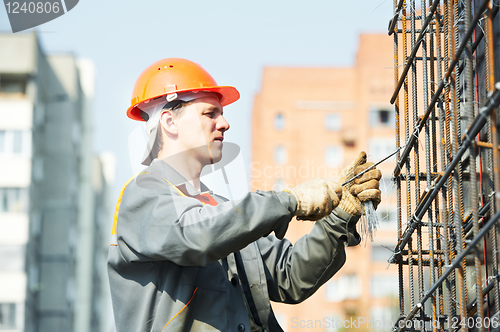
top-left (399, 172), bottom-right (441, 181)
top-left (402, 249), bottom-right (446, 255)
top-left (408, 56), bottom-right (447, 61)
top-left (390, 15), bottom-right (432, 35)
top-left (476, 141), bottom-right (500, 150)
top-left (399, 29), bottom-right (441, 34)
top-left (400, 259), bottom-right (445, 267)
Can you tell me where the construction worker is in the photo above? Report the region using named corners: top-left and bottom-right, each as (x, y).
top-left (107, 58), bottom-right (382, 332)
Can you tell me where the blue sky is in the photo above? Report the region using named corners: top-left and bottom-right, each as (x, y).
top-left (1, 0), bottom-right (393, 199)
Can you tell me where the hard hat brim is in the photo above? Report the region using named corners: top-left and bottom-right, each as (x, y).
top-left (127, 86), bottom-right (240, 121)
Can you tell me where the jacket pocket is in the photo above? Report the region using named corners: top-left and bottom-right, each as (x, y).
top-left (177, 265), bottom-right (228, 331)
top-left (180, 264), bottom-right (227, 292)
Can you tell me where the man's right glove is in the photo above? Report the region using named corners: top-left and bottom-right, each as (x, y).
top-left (284, 178), bottom-right (342, 221)
top-left (338, 151), bottom-right (382, 216)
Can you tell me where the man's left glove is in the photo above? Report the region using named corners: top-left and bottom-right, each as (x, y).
top-left (337, 151), bottom-right (382, 216)
top-left (350, 162), bottom-right (382, 209)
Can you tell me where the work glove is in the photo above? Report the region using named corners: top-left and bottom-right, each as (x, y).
top-left (284, 178), bottom-right (343, 221)
top-left (338, 151), bottom-right (382, 216)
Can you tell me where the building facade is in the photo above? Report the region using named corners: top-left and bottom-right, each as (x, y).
top-left (251, 34), bottom-right (398, 331)
top-left (0, 33), bottom-right (113, 332)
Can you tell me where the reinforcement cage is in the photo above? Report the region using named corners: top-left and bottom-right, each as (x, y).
top-left (390, 0), bottom-right (500, 331)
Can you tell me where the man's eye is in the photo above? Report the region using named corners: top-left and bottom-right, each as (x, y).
top-left (205, 112), bottom-right (215, 118)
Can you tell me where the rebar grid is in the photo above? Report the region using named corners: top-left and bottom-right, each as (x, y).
top-left (390, 0), bottom-right (500, 331)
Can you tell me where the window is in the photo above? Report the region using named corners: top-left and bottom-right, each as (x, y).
top-left (0, 188), bottom-right (29, 213)
top-left (274, 113), bottom-right (285, 130)
top-left (325, 146), bottom-right (343, 167)
top-left (71, 123), bottom-right (81, 147)
top-left (0, 131), bottom-right (4, 154)
top-left (326, 274), bottom-right (361, 302)
top-left (274, 146), bottom-right (287, 164)
top-left (28, 265), bottom-right (39, 292)
top-left (34, 104), bottom-right (45, 126)
top-left (0, 75), bottom-right (27, 95)
top-left (0, 130), bottom-right (31, 157)
top-left (369, 138), bottom-right (395, 160)
top-left (325, 113), bottom-right (341, 131)
top-left (0, 303), bottom-right (17, 330)
top-left (33, 159), bottom-right (43, 181)
top-left (370, 275), bottom-right (398, 298)
top-left (370, 108), bottom-right (395, 127)
top-left (12, 131), bottom-right (22, 154)
top-left (30, 211), bottom-right (42, 237)
top-left (0, 245), bottom-right (25, 271)
top-left (371, 244), bottom-right (394, 262)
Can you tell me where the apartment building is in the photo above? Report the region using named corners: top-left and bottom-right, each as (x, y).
top-left (0, 33), bottom-right (113, 332)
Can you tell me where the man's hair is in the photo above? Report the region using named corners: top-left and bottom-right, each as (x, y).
top-left (142, 100), bottom-right (188, 161)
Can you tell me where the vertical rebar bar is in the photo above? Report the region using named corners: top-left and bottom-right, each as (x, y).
top-left (394, 0), bottom-right (406, 319)
top-left (464, 0), bottom-right (485, 329)
top-left (429, 16), bottom-right (440, 332)
top-left (432, 8), bottom-right (447, 331)
top-left (422, 0), bottom-right (438, 330)
top-left (485, 0), bottom-right (500, 315)
top-left (410, 1), bottom-right (426, 328)
top-left (450, 0), bottom-right (469, 327)
top-left (403, 0), bottom-right (416, 312)
top-left (471, 0), bottom-right (493, 324)
top-left (445, 0), bottom-right (458, 321)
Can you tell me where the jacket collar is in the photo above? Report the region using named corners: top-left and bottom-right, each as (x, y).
top-left (146, 158), bottom-right (211, 195)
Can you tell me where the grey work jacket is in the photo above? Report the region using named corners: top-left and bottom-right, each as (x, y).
top-left (107, 160), bottom-right (361, 332)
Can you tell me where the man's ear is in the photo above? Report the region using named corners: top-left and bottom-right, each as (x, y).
top-left (159, 110), bottom-right (178, 135)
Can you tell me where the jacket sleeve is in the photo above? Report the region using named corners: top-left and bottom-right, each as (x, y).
top-left (255, 208), bottom-right (360, 304)
top-left (115, 172), bottom-right (297, 267)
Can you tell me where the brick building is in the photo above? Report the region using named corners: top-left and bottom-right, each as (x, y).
top-left (251, 34), bottom-right (399, 331)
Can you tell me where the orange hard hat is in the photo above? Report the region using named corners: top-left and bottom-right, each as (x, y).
top-left (127, 58), bottom-right (240, 121)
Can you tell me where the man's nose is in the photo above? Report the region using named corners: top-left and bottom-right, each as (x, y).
top-left (217, 115), bottom-right (230, 132)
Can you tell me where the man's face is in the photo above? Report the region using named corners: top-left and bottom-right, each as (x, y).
top-left (175, 95), bottom-right (229, 165)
